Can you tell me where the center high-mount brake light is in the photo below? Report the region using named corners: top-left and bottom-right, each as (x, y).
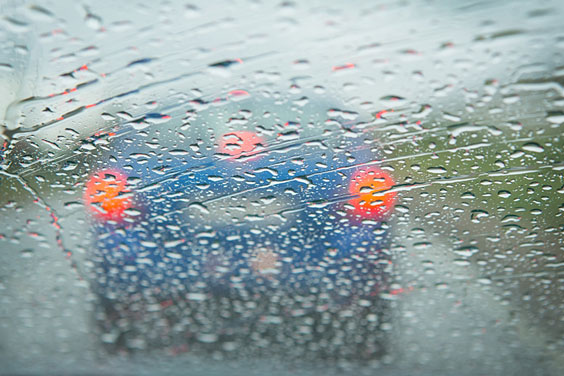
top-left (218, 131), bottom-right (264, 160)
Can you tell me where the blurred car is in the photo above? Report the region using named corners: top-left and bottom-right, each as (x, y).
top-left (83, 91), bottom-right (397, 356)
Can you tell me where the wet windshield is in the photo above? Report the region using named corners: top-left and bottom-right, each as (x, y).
top-left (1, 1), bottom-right (563, 375)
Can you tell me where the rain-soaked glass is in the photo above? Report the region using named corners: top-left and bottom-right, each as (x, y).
top-left (1, 0), bottom-right (563, 375)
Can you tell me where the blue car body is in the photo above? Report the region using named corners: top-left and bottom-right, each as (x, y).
top-left (86, 92), bottom-right (394, 310)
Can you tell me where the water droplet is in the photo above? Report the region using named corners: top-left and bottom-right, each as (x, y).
top-left (498, 190), bottom-right (511, 198)
top-left (427, 167), bottom-right (447, 174)
top-left (522, 143), bottom-right (544, 153)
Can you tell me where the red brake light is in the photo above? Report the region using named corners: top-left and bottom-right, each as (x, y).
top-left (347, 167), bottom-right (397, 221)
top-left (84, 169), bottom-right (132, 221)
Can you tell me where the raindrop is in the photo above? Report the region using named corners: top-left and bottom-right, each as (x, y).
top-left (427, 167), bottom-right (447, 174)
top-left (498, 190), bottom-right (511, 198)
top-left (521, 143), bottom-right (544, 153)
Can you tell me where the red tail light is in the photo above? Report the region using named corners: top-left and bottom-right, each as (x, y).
top-left (84, 169), bottom-right (132, 221)
top-left (347, 167), bottom-right (397, 221)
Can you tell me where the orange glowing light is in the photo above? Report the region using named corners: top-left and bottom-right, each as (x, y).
top-left (347, 167), bottom-right (397, 221)
top-left (84, 169), bottom-right (132, 221)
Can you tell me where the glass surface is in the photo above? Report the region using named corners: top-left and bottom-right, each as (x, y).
top-left (1, 1), bottom-right (563, 375)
